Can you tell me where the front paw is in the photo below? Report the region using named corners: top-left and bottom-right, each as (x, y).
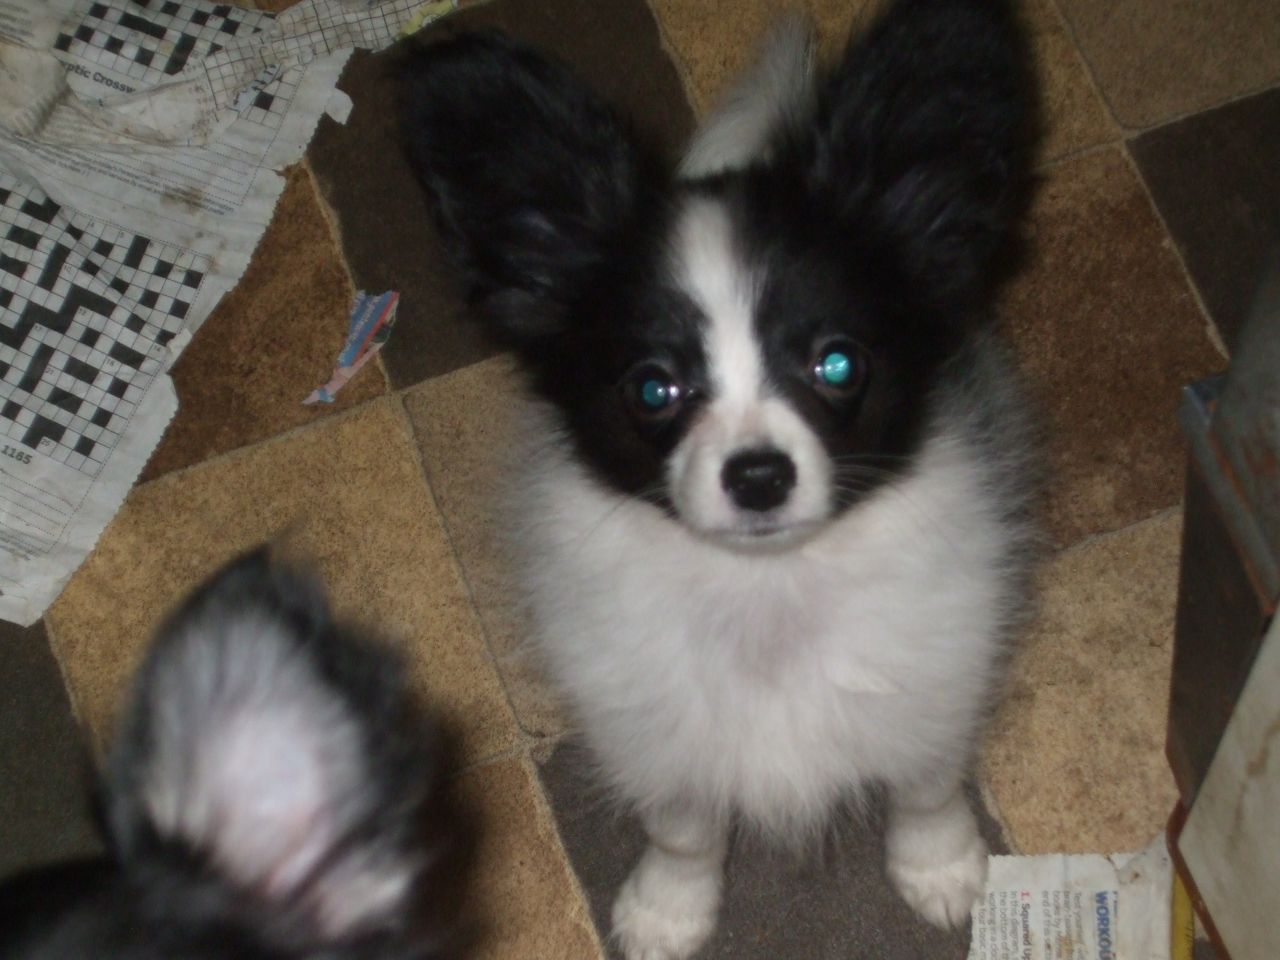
top-left (611, 850), bottom-right (721, 960)
top-left (887, 829), bottom-right (988, 928)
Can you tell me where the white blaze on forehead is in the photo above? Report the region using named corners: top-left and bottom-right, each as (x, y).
top-left (672, 199), bottom-right (764, 409)
top-left (665, 198), bottom-right (835, 537)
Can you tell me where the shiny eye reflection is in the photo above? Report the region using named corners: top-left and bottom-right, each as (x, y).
top-left (811, 340), bottom-right (868, 399)
top-left (641, 377), bottom-right (680, 410)
top-left (818, 350), bottom-right (852, 386)
top-left (624, 364), bottom-right (685, 422)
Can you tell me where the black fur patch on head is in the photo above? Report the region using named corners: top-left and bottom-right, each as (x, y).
top-left (723, 0), bottom-right (1038, 511)
top-left (533, 251), bottom-right (711, 506)
top-left (399, 31), bottom-right (666, 346)
top-left (781, 0), bottom-right (1041, 316)
top-left (401, 32), bottom-right (713, 506)
top-left (400, 0), bottom-right (1039, 510)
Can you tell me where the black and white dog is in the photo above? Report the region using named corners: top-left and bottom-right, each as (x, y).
top-left (402, 0), bottom-right (1041, 956)
top-left (0, 551), bottom-right (465, 960)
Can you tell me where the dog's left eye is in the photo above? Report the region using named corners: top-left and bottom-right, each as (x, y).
top-left (811, 340), bottom-right (869, 400)
top-left (623, 364), bottom-right (685, 422)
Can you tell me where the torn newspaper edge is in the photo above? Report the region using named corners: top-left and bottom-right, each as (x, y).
top-left (0, 0), bottom-right (460, 625)
top-left (304, 290), bottom-right (398, 405)
top-left (968, 836), bottom-right (1174, 960)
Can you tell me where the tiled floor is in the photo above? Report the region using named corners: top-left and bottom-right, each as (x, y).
top-left (7, 0), bottom-right (1276, 956)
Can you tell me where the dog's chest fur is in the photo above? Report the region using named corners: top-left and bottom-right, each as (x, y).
top-left (511, 373), bottom-right (1028, 836)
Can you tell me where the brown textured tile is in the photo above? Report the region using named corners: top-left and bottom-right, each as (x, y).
top-left (47, 400), bottom-right (517, 764)
top-left (647, 0), bottom-right (1115, 160)
top-left (308, 0), bottom-right (694, 389)
top-left (456, 756), bottom-right (602, 960)
top-left (403, 358), bottom-right (568, 738)
top-left (142, 164), bottom-right (384, 482)
top-left (1130, 89), bottom-right (1280, 352)
top-left (982, 511), bottom-right (1182, 854)
top-left (1000, 147), bottom-right (1222, 547)
top-left (648, 0), bottom-right (877, 117)
top-left (1024, 0), bottom-right (1117, 160)
top-left (1054, 0), bottom-right (1280, 130)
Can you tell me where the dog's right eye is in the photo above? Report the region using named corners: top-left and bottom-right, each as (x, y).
top-left (810, 338), bottom-right (870, 404)
top-left (623, 364), bottom-right (685, 422)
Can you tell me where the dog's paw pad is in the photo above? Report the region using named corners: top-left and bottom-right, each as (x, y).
top-left (887, 834), bottom-right (987, 929)
top-left (611, 870), bottom-right (717, 960)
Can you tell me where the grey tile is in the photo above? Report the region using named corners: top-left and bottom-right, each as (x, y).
top-left (308, 0), bottom-right (695, 389)
top-left (537, 739), bottom-right (1006, 960)
top-left (1130, 88), bottom-right (1280, 352)
top-left (0, 621), bottom-right (101, 876)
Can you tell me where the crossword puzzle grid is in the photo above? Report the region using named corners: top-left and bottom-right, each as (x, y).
top-left (53, 1), bottom-right (296, 129)
top-left (0, 177), bottom-right (207, 477)
top-left (54, 0), bottom-right (274, 82)
top-left (229, 63), bottom-right (299, 128)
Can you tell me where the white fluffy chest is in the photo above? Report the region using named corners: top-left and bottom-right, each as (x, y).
top-left (515, 433), bottom-right (1015, 831)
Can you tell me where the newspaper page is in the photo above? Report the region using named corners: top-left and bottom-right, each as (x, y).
top-left (0, 0), bottom-right (456, 624)
top-left (969, 837), bottom-right (1174, 960)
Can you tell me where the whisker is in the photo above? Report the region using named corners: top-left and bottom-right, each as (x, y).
top-left (827, 474), bottom-right (964, 556)
top-left (567, 482), bottom-right (668, 558)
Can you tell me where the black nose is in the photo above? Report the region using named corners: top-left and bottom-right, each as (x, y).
top-left (721, 448), bottom-right (796, 512)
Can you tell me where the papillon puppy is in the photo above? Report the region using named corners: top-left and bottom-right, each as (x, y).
top-left (0, 550), bottom-right (466, 960)
top-left (401, 0), bottom-right (1041, 956)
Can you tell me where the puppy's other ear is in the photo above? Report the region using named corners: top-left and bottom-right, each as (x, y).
top-left (103, 549), bottom-right (450, 945)
top-left (400, 32), bottom-right (657, 346)
top-left (787, 0), bottom-right (1039, 312)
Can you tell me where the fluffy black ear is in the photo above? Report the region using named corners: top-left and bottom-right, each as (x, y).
top-left (789, 0), bottom-right (1039, 312)
top-left (103, 549), bottom-right (453, 947)
top-left (400, 33), bottom-right (655, 345)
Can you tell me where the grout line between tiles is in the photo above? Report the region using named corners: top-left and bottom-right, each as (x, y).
top-left (1117, 143), bottom-right (1231, 360)
top-left (447, 730), bottom-right (570, 784)
top-left (1044, 0), bottom-right (1280, 138)
top-left (136, 389), bottom-right (393, 490)
top-left (301, 154), bottom-right (395, 393)
top-left (1117, 82), bottom-right (1280, 141)
top-left (1027, 0), bottom-right (1122, 161)
top-left (641, 0), bottom-right (706, 119)
top-left (38, 615), bottom-right (88, 735)
top-left (373, 349), bottom-right (393, 394)
top-left (1034, 138), bottom-right (1117, 174)
top-left (447, 739), bottom-right (531, 781)
top-left (140, 350), bottom-right (501, 491)
top-left (397, 533), bottom-right (598, 956)
top-left (1042, 0), bottom-right (1122, 134)
top-left (387, 392), bottom-right (531, 741)
top-left (446, 735), bottom-right (607, 958)
top-left (1014, 2), bottom-right (1237, 363)
top-left (300, 143), bottom-right (396, 397)
top-left (518, 746), bottom-right (612, 960)
top-left (1054, 504), bottom-right (1182, 560)
top-left (301, 154), bottom-right (360, 311)
top-left (303, 153), bottom-right (353, 273)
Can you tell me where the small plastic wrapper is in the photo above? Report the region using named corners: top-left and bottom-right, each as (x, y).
top-left (303, 290), bottom-right (398, 405)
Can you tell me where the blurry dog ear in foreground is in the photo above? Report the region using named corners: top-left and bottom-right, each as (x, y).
top-left (1, 548), bottom-right (468, 959)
